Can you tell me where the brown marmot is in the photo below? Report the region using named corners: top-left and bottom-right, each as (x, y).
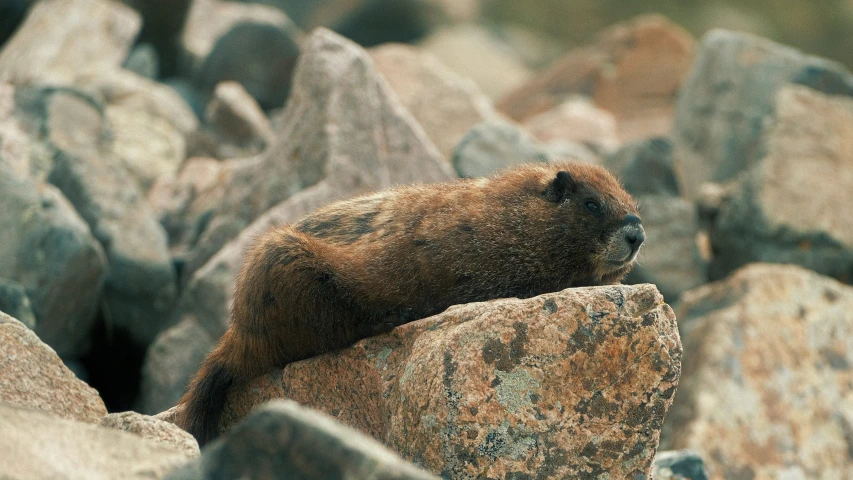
top-left (178, 161), bottom-right (645, 445)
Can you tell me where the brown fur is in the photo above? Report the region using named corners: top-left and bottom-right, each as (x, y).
top-left (177, 161), bottom-right (643, 445)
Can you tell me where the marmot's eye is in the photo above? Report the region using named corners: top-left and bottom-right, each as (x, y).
top-left (585, 201), bottom-right (600, 213)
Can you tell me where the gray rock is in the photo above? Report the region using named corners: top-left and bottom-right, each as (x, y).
top-left (0, 403), bottom-right (188, 480)
top-left (625, 195), bottom-right (706, 302)
top-left (705, 85), bottom-right (853, 283)
top-left (673, 29), bottom-right (853, 199)
top-left (169, 400), bottom-right (438, 480)
top-left (609, 136), bottom-right (680, 197)
top-left (101, 411), bottom-right (200, 457)
top-left (204, 81), bottom-right (274, 158)
top-left (182, 0), bottom-right (301, 109)
top-left (0, 311), bottom-right (107, 423)
top-left (138, 315), bottom-right (215, 415)
top-left (123, 43), bottom-right (160, 79)
top-left (653, 450), bottom-right (709, 480)
top-left (180, 27), bottom-right (454, 281)
top-left (0, 279), bottom-right (37, 330)
top-left (0, 102), bottom-right (107, 355)
top-left (0, 0), bottom-right (141, 86)
top-left (13, 87), bottom-right (177, 348)
top-left (452, 119), bottom-right (598, 178)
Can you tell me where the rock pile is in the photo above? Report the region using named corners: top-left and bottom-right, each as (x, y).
top-left (1, 0), bottom-right (852, 478)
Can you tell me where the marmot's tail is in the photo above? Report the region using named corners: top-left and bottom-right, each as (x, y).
top-left (177, 331), bottom-right (240, 446)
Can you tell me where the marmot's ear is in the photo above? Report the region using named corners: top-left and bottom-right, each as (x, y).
top-left (547, 171), bottom-right (575, 202)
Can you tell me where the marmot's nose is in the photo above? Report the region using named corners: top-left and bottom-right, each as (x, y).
top-left (625, 228), bottom-right (645, 247)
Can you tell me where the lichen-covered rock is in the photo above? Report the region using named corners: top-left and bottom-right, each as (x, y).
top-left (0, 0), bottom-right (141, 86)
top-left (419, 24), bottom-right (532, 99)
top-left (101, 411), bottom-right (200, 457)
top-left (182, 0), bottom-right (301, 109)
top-left (370, 43), bottom-right (497, 160)
top-left (653, 450), bottom-right (709, 480)
top-left (0, 311), bottom-right (107, 423)
top-left (13, 87), bottom-right (178, 348)
top-left (0, 279), bottom-right (37, 331)
top-left (704, 85), bottom-right (853, 283)
top-left (138, 315), bottom-right (215, 415)
top-left (498, 15), bottom-right (694, 142)
top-left (662, 264), bottom-right (853, 479)
top-left (672, 30), bottom-right (853, 200)
top-left (169, 400), bottom-right (438, 480)
top-left (180, 28), bottom-right (454, 281)
top-left (452, 119), bottom-right (598, 178)
top-left (218, 284), bottom-right (681, 479)
top-left (0, 403), bottom-right (188, 480)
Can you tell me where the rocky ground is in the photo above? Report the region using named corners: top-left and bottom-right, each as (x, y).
top-left (1, 1), bottom-right (852, 479)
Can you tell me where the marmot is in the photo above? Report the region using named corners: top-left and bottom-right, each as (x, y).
top-left (178, 161), bottom-right (645, 445)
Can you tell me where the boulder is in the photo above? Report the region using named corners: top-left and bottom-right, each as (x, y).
top-left (607, 137), bottom-right (679, 197)
top-left (217, 284), bottom-right (681, 478)
top-left (498, 15), bottom-right (694, 142)
top-left (0, 0), bottom-right (141, 86)
top-left (101, 411), bottom-right (200, 457)
top-left (180, 28), bottom-right (453, 281)
top-left (0, 279), bottom-right (37, 330)
top-left (624, 195), bottom-right (706, 302)
top-left (653, 450), bottom-right (709, 480)
top-left (0, 311), bottom-right (107, 423)
top-left (704, 85), bottom-right (853, 283)
top-left (138, 315), bottom-right (215, 415)
top-left (452, 119), bottom-right (598, 178)
top-left (13, 87), bottom-right (177, 348)
top-left (370, 43), bottom-right (497, 160)
top-left (169, 400), bottom-right (438, 480)
top-left (203, 81), bottom-right (274, 159)
top-left (123, 43), bottom-right (160, 79)
top-left (672, 30), bottom-right (853, 200)
top-left (419, 23), bottom-right (532, 99)
top-left (662, 264), bottom-right (853, 479)
top-left (0, 403), bottom-right (188, 480)
top-left (1, 94), bottom-right (108, 356)
top-left (182, 0), bottom-right (301, 109)
top-left (522, 97), bottom-right (620, 153)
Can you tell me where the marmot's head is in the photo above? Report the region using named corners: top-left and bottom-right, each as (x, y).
top-left (543, 162), bottom-right (644, 283)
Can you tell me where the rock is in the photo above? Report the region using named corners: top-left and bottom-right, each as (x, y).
top-left (218, 284), bottom-right (681, 478)
top-left (498, 15), bottom-right (695, 142)
top-left (13, 87), bottom-right (178, 348)
top-left (704, 85), bottom-right (853, 283)
top-left (1, 101), bottom-right (108, 355)
top-left (182, 0), bottom-right (301, 109)
top-left (0, 0), bottom-right (141, 86)
top-left (662, 264), bottom-right (853, 479)
top-left (452, 119), bottom-right (598, 178)
top-left (180, 28), bottom-right (454, 281)
top-left (204, 81), bottom-right (274, 158)
top-left (101, 411), bottom-right (200, 457)
top-left (0, 311), bottom-right (107, 423)
top-left (138, 315), bottom-right (215, 415)
top-left (171, 400), bottom-right (438, 480)
top-left (672, 30), bottom-right (853, 200)
top-left (120, 0), bottom-right (193, 76)
top-left (653, 450), bottom-right (710, 480)
top-left (608, 136), bottom-right (679, 196)
top-left (0, 279), bottom-right (37, 330)
top-left (0, 403), bottom-right (188, 480)
top-left (123, 43), bottom-right (160, 79)
top-left (624, 195), bottom-right (706, 302)
top-left (370, 43), bottom-right (497, 160)
top-left (419, 23), bottom-right (532, 99)
top-left (522, 97), bottom-right (621, 153)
